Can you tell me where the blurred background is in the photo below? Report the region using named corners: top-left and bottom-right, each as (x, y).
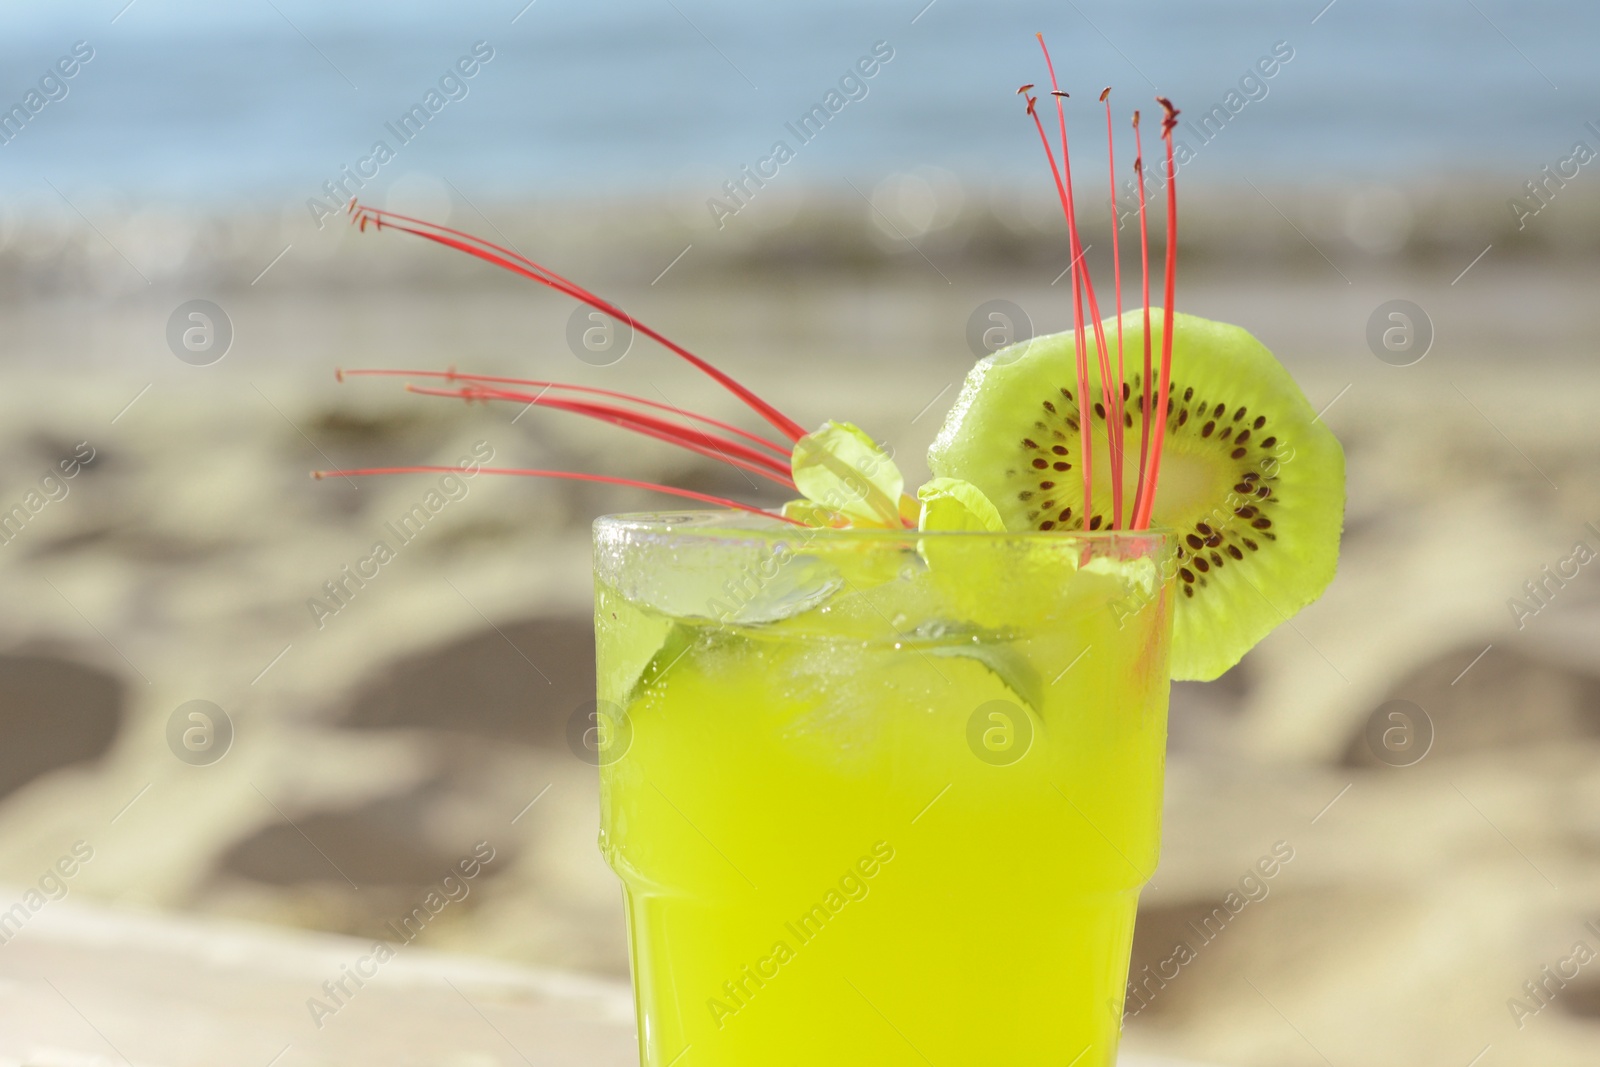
top-left (1, 1), bottom-right (1598, 1064)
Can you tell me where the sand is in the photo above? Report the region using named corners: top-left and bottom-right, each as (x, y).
top-left (0, 191), bottom-right (1597, 1065)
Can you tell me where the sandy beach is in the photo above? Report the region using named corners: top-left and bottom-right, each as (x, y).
top-left (1, 180), bottom-right (1598, 1066)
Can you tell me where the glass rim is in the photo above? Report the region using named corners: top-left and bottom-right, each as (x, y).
top-left (593, 509), bottom-right (1174, 545)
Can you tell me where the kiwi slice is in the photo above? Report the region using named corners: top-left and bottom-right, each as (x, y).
top-left (928, 311), bottom-right (1344, 681)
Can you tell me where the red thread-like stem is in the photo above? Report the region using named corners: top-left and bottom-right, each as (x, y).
top-left (312, 465), bottom-right (801, 522)
top-left (1038, 37), bottom-right (1120, 531)
top-left (1103, 88), bottom-right (1127, 529)
top-left (349, 203), bottom-right (809, 443)
top-left (1025, 85), bottom-right (1094, 530)
top-left (406, 383), bottom-right (797, 487)
top-left (339, 368), bottom-right (791, 458)
top-left (1133, 100), bottom-right (1180, 530)
top-left (1132, 113), bottom-right (1154, 514)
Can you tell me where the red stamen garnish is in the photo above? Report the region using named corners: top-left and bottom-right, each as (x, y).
top-left (312, 465), bottom-right (803, 523)
top-left (1131, 98), bottom-right (1181, 531)
top-left (1132, 112), bottom-right (1154, 509)
top-left (1103, 86), bottom-right (1128, 530)
top-left (1025, 93), bottom-right (1094, 529)
top-left (404, 383), bottom-right (796, 487)
top-left (338, 368), bottom-right (791, 458)
top-left (347, 202), bottom-right (808, 443)
top-left (1027, 41), bottom-right (1179, 534)
top-left (1035, 35), bottom-right (1121, 530)
top-left (1027, 44), bottom-right (1094, 531)
top-left (322, 42), bottom-right (1179, 533)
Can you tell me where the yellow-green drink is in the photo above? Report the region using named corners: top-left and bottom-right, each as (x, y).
top-left (322, 61), bottom-right (1344, 1056)
top-left (595, 513), bottom-right (1172, 1066)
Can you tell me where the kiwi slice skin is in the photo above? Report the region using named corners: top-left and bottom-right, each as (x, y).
top-left (928, 311), bottom-right (1345, 682)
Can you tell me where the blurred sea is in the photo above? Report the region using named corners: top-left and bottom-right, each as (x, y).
top-left (0, 0), bottom-right (1594, 206)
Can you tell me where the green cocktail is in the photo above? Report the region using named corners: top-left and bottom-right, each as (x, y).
top-left (319, 36), bottom-right (1344, 1067)
top-left (595, 513), bottom-right (1172, 1066)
